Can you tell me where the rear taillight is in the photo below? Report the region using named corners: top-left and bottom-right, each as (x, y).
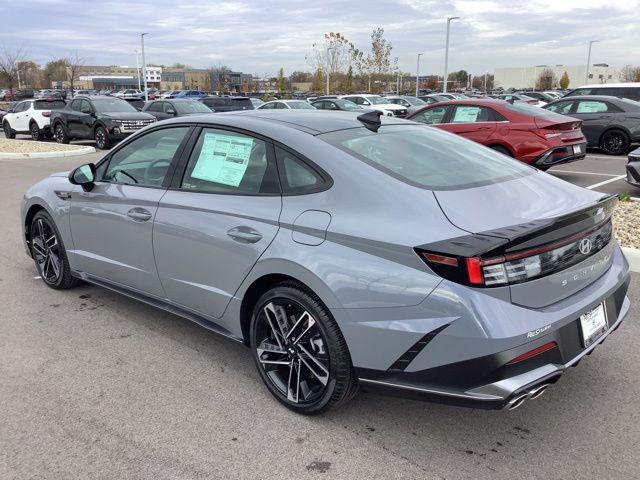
top-left (417, 219), bottom-right (612, 287)
top-left (533, 128), bottom-right (562, 139)
top-left (507, 342), bottom-right (557, 364)
top-left (42, 112), bottom-right (50, 117)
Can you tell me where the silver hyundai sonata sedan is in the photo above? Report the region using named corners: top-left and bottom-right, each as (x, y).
top-left (21, 110), bottom-right (630, 414)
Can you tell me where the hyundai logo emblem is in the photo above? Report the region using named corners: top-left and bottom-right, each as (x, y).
top-left (579, 238), bottom-right (592, 255)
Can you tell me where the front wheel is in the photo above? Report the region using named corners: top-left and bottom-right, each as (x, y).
top-left (53, 123), bottom-right (69, 144)
top-left (29, 211), bottom-right (81, 290)
top-left (250, 283), bottom-right (358, 415)
top-left (3, 121), bottom-right (15, 139)
top-left (600, 130), bottom-right (630, 155)
top-left (94, 126), bottom-right (111, 150)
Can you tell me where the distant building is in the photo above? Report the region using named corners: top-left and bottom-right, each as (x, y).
top-left (78, 65), bottom-right (162, 89)
top-left (494, 64), bottom-right (620, 90)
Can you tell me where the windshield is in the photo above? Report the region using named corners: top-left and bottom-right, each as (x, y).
top-left (175, 101), bottom-right (212, 114)
top-left (320, 125), bottom-right (533, 190)
top-left (287, 101), bottom-right (316, 109)
top-left (92, 98), bottom-right (137, 113)
top-left (404, 96), bottom-right (426, 105)
top-left (366, 96), bottom-right (390, 105)
top-left (335, 99), bottom-right (360, 110)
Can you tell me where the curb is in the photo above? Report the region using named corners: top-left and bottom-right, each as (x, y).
top-left (0, 145), bottom-right (96, 159)
top-left (621, 246), bottom-right (640, 273)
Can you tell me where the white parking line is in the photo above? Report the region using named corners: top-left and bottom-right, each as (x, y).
top-left (585, 175), bottom-right (627, 190)
top-left (551, 170), bottom-right (620, 177)
top-left (586, 155), bottom-right (626, 161)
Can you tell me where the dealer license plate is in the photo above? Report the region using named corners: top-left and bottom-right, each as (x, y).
top-left (573, 144), bottom-right (583, 155)
top-left (580, 303), bottom-right (607, 347)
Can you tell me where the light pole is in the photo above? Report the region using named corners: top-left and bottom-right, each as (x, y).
top-left (443, 16), bottom-right (460, 93)
top-left (135, 49), bottom-right (141, 90)
top-left (585, 40), bottom-right (599, 84)
top-left (415, 53), bottom-right (423, 97)
top-left (326, 46), bottom-right (335, 95)
top-left (140, 33), bottom-right (148, 101)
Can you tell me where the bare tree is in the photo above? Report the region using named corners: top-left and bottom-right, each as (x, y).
top-left (65, 51), bottom-right (86, 93)
top-left (0, 46), bottom-right (27, 89)
top-left (535, 68), bottom-right (557, 90)
top-left (307, 32), bottom-right (355, 76)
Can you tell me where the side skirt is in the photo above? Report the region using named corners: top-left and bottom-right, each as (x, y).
top-left (74, 271), bottom-right (244, 344)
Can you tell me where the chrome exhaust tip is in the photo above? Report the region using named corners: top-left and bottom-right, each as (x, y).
top-left (507, 393), bottom-right (528, 411)
top-left (528, 384), bottom-right (550, 400)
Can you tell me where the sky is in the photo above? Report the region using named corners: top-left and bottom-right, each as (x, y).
top-left (2, 0), bottom-right (639, 77)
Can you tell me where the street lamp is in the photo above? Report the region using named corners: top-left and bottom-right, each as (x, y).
top-left (443, 16), bottom-right (460, 93)
top-left (135, 49), bottom-right (141, 91)
top-left (140, 33), bottom-right (149, 101)
top-left (415, 53), bottom-right (423, 97)
top-left (585, 40), bottom-right (600, 85)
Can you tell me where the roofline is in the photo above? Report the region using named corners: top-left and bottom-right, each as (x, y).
top-left (572, 83), bottom-right (640, 89)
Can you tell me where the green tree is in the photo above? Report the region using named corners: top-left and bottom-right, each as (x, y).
top-left (277, 67), bottom-right (286, 93)
top-left (368, 27), bottom-right (392, 75)
top-left (42, 59), bottom-right (69, 87)
top-left (559, 71), bottom-right (570, 89)
top-left (344, 65), bottom-right (354, 92)
top-left (311, 68), bottom-right (324, 92)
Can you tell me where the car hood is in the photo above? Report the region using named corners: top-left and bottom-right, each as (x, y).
top-left (100, 112), bottom-right (156, 120)
top-left (432, 170), bottom-right (604, 235)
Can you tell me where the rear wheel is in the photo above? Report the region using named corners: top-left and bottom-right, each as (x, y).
top-left (600, 129), bottom-right (630, 155)
top-left (94, 126), bottom-right (111, 150)
top-left (250, 283), bottom-right (357, 415)
top-left (53, 123), bottom-right (69, 144)
top-left (3, 121), bottom-right (15, 139)
top-left (30, 122), bottom-right (43, 141)
top-left (29, 211), bottom-right (81, 290)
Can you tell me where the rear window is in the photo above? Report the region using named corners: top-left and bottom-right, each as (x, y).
top-left (203, 98), bottom-right (229, 107)
top-left (35, 100), bottom-right (66, 110)
top-left (320, 125), bottom-right (533, 190)
top-left (502, 102), bottom-right (570, 121)
top-left (231, 98), bottom-right (252, 107)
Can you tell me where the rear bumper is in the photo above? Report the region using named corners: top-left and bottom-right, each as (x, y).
top-left (356, 270), bottom-right (630, 410)
top-left (533, 141), bottom-right (587, 168)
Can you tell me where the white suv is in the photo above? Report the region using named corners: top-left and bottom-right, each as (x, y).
top-left (2, 98), bottom-right (67, 140)
top-left (339, 94), bottom-right (408, 117)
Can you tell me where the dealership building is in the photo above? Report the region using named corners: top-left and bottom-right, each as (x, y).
top-left (494, 64), bottom-right (620, 90)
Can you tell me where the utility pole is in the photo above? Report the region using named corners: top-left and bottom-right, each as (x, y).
top-left (443, 16), bottom-right (460, 93)
top-left (141, 33), bottom-right (148, 101)
top-left (585, 40), bottom-right (599, 84)
top-left (416, 53), bottom-right (423, 97)
top-left (135, 49), bottom-right (141, 91)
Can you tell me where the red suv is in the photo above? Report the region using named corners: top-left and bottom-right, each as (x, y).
top-left (406, 99), bottom-right (587, 169)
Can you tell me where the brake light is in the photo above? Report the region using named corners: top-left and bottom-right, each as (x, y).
top-left (507, 341), bottom-right (557, 364)
top-left (42, 112), bottom-right (50, 117)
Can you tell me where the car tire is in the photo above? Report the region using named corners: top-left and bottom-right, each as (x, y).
top-left (489, 145), bottom-right (512, 157)
top-left (3, 121), bottom-right (15, 139)
top-left (29, 210), bottom-right (81, 290)
top-left (250, 282), bottom-right (358, 415)
top-left (53, 123), bottom-right (69, 144)
top-left (30, 122), bottom-right (43, 141)
top-left (94, 125), bottom-right (111, 150)
top-left (600, 129), bottom-right (631, 156)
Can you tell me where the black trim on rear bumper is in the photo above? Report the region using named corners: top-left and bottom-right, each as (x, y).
top-left (534, 141), bottom-right (587, 167)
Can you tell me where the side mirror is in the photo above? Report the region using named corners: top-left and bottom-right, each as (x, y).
top-left (166, 108), bottom-right (176, 115)
top-left (68, 163), bottom-right (96, 190)
top-left (363, 101), bottom-right (370, 106)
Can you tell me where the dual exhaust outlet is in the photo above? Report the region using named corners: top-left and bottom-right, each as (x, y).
top-left (506, 383), bottom-right (551, 411)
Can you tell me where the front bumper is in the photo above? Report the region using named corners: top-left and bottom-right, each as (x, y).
top-left (355, 266), bottom-right (630, 410)
top-left (625, 148), bottom-right (640, 187)
top-left (533, 141), bottom-right (587, 168)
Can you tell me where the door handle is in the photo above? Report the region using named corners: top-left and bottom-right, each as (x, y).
top-left (126, 208), bottom-right (152, 222)
top-left (227, 226), bottom-right (263, 243)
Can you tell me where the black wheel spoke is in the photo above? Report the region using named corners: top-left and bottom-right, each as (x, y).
top-left (31, 217), bottom-right (61, 283)
top-left (297, 344), bottom-right (329, 386)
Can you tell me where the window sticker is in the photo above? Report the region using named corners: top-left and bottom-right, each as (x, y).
top-left (190, 132), bottom-right (254, 187)
top-left (453, 106), bottom-right (481, 123)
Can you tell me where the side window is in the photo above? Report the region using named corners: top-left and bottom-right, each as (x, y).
top-left (575, 101), bottom-right (609, 113)
top-left (163, 103), bottom-right (176, 114)
top-left (69, 99), bottom-right (83, 111)
top-left (80, 100), bottom-right (93, 113)
top-left (570, 89), bottom-right (592, 96)
top-left (260, 102), bottom-right (275, 109)
top-left (180, 128), bottom-right (279, 195)
top-left (275, 102), bottom-right (287, 109)
top-left (14, 102), bottom-right (26, 112)
top-left (451, 106), bottom-right (492, 123)
top-left (276, 147), bottom-right (328, 194)
top-left (147, 102), bottom-right (162, 112)
top-left (103, 127), bottom-right (189, 187)
top-left (546, 101), bottom-right (574, 114)
top-left (411, 106), bottom-right (449, 125)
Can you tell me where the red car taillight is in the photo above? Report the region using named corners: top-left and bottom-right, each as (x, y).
top-left (507, 342), bottom-right (557, 364)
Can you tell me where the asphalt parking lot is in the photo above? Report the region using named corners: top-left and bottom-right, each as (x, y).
top-left (0, 152), bottom-right (639, 479)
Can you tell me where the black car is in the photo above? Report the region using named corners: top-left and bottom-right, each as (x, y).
top-left (123, 97), bottom-right (146, 111)
top-left (544, 95), bottom-right (640, 155)
top-left (626, 147), bottom-right (640, 188)
top-left (50, 96), bottom-right (156, 150)
top-left (143, 98), bottom-right (213, 120)
top-left (12, 88), bottom-right (35, 100)
top-left (199, 96), bottom-right (253, 112)
top-left (311, 98), bottom-right (362, 111)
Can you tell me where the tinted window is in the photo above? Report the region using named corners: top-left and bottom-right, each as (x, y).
top-left (411, 105), bottom-right (449, 124)
top-left (320, 125), bottom-right (533, 190)
top-left (275, 147), bottom-right (326, 194)
top-left (545, 100), bottom-right (574, 114)
top-left (503, 102), bottom-right (571, 121)
top-left (69, 99), bottom-right (83, 111)
top-left (594, 88), bottom-right (640, 102)
top-left (181, 128), bottom-right (278, 195)
top-left (147, 102), bottom-right (163, 112)
top-left (203, 97), bottom-right (228, 107)
top-left (103, 127), bottom-right (189, 187)
top-left (80, 100), bottom-right (93, 113)
top-left (567, 88), bottom-right (593, 96)
top-left (35, 100), bottom-right (66, 110)
top-left (259, 102), bottom-right (276, 109)
top-left (275, 102), bottom-right (287, 109)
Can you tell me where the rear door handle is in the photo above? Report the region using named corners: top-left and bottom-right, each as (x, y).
top-left (127, 208), bottom-right (152, 222)
top-left (227, 226), bottom-right (263, 243)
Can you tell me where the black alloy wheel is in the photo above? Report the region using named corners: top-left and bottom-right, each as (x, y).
top-left (30, 122), bottom-right (43, 141)
top-left (3, 121), bottom-right (15, 139)
top-left (601, 130), bottom-right (630, 156)
top-left (250, 283), bottom-right (357, 414)
top-left (30, 211), bottom-right (80, 290)
top-left (94, 126), bottom-right (111, 150)
top-left (54, 123), bottom-right (69, 144)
